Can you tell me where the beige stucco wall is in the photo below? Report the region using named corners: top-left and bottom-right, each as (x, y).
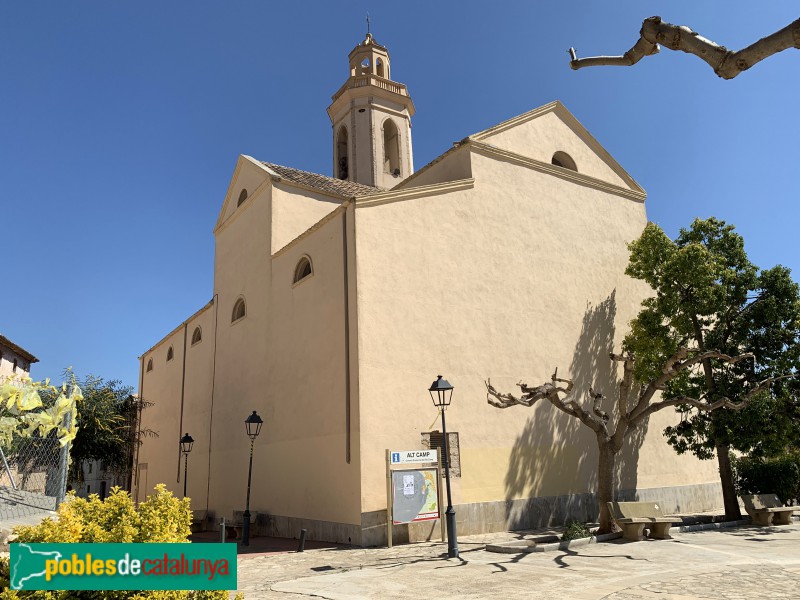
top-left (136, 325), bottom-right (188, 502)
top-left (478, 109), bottom-right (630, 189)
top-left (271, 183), bottom-right (342, 254)
top-left (353, 148), bottom-right (718, 516)
top-left (217, 158), bottom-right (270, 226)
top-left (178, 306), bottom-right (216, 509)
top-left (138, 182), bottom-right (362, 535)
top-left (206, 170), bottom-right (275, 521)
top-left (264, 207), bottom-right (361, 528)
top-left (396, 145), bottom-right (472, 190)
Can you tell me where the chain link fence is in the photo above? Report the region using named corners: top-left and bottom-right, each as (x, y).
top-left (1, 415), bottom-right (71, 522)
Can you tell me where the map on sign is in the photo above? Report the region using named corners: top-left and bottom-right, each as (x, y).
top-left (11, 544), bottom-right (62, 590)
top-left (391, 468), bottom-right (439, 524)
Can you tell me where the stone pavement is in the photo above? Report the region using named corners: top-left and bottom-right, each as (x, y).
top-left (236, 522), bottom-right (800, 599)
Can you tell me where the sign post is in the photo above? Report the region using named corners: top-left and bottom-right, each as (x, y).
top-left (385, 449), bottom-right (393, 548)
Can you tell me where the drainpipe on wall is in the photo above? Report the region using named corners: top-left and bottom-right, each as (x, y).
top-left (176, 323), bottom-right (188, 484)
top-left (342, 202), bottom-right (352, 464)
top-left (206, 294), bottom-right (219, 513)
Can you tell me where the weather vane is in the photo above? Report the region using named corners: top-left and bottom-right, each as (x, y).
top-left (366, 12), bottom-right (371, 35)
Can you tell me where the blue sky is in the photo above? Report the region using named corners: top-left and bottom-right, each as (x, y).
top-left (2, 2), bottom-right (798, 389)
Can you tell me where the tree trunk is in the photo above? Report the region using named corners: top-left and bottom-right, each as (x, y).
top-left (596, 437), bottom-right (617, 534)
top-left (716, 442), bottom-right (742, 520)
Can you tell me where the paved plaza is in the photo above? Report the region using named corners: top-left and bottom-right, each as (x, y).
top-left (236, 522), bottom-right (800, 599)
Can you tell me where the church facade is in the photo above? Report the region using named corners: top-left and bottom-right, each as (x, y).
top-left (134, 34), bottom-right (722, 545)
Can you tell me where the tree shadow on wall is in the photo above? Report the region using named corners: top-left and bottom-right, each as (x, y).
top-left (503, 290), bottom-right (648, 529)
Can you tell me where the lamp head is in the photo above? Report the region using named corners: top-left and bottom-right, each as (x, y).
top-left (179, 433), bottom-right (194, 454)
top-left (245, 411), bottom-right (264, 440)
top-left (428, 375), bottom-right (453, 409)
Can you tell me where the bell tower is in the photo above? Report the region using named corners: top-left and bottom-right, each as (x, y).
top-left (327, 33), bottom-right (415, 189)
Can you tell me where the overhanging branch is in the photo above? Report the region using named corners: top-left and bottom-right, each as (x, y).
top-left (631, 373), bottom-right (796, 424)
top-left (569, 16), bottom-right (800, 79)
top-left (487, 370), bottom-right (608, 435)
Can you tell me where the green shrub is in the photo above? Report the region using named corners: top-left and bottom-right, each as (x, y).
top-left (732, 451), bottom-right (800, 505)
top-left (0, 485), bottom-right (242, 599)
top-left (561, 519), bottom-right (591, 541)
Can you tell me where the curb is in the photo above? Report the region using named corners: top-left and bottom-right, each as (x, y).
top-left (486, 531), bottom-right (622, 554)
top-left (677, 519), bottom-right (749, 533)
top-left (486, 518), bottom-right (760, 554)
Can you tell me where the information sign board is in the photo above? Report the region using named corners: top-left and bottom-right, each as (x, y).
top-left (390, 449), bottom-right (438, 465)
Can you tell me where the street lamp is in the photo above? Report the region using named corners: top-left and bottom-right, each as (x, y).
top-left (179, 433), bottom-right (194, 498)
top-left (429, 375), bottom-right (458, 558)
top-left (242, 411), bottom-right (263, 546)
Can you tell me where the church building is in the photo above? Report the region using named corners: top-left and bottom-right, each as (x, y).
top-left (134, 33), bottom-right (722, 545)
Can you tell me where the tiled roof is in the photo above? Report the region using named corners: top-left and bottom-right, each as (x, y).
top-left (262, 163), bottom-right (382, 198)
top-left (0, 334), bottom-right (39, 363)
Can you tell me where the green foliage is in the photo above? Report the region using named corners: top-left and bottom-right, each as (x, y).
top-left (560, 520), bottom-right (591, 541)
top-left (733, 452), bottom-right (800, 506)
top-left (42, 374), bottom-right (155, 485)
top-left (0, 485), bottom-right (241, 600)
top-left (624, 218), bottom-right (800, 457)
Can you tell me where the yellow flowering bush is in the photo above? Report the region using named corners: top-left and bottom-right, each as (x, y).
top-left (0, 486), bottom-right (242, 599)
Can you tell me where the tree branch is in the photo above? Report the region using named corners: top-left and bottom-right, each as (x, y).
top-left (486, 378), bottom-right (550, 409)
top-left (632, 348), bottom-right (754, 417)
top-left (632, 373), bottom-right (796, 424)
top-left (588, 387), bottom-right (609, 423)
top-left (610, 352), bottom-right (635, 419)
top-left (487, 370), bottom-right (607, 435)
top-left (569, 16), bottom-right (800, 79)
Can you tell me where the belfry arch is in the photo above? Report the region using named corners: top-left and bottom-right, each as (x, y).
top-left (337, 126), bottom-right (349, 180)
top-left (383, 119), bottom-right (400, 176)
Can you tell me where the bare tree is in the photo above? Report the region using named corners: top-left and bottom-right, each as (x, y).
top-left (568, 16), bottom-right (800, 79)
top-left (486, 349), bottom-right (787, 533)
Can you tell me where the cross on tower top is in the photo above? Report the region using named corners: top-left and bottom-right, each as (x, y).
top-left (366, 13), bottom-right (371, 35)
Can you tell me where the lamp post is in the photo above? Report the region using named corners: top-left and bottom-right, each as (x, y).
top-left (179, 433), bottom-right (194, 498)
top-left (429, 375), bottom-right (458, 558)
top-left (242, 411), bottom-right (263, 547)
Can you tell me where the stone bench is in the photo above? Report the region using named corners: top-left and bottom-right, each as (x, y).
top-left (741, 494), bottom-right (800, 526)
top-left (191, 509), bottom-right (214, 533)
top-left (230, 511), bottom-right (270, 539)
top-left (608, 501), bottom-right (680, 542)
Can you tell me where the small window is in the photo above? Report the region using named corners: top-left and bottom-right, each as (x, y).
top-left (166, 346), bottom-right (174, 361)
top-left (191, 327), bottom-right (202, 345)
top-left (551, 151), bottom-right (577, 172)
top-left (87, 485), bottom-right (90, 495)
top-left (12, 358), bottom-right (18, 373)
top-left (237, 189), bottom-right (248, 207)
top-left (421, 431), bottom-right (461, 477)
top-left (293, 256), bottom-right (313, 284)
top-left (232, 298), bottom-right (246, 323)
top-left (88, 462), bottom-right (93, 474)
top-left (146, 358), bottom-right (153, 372)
